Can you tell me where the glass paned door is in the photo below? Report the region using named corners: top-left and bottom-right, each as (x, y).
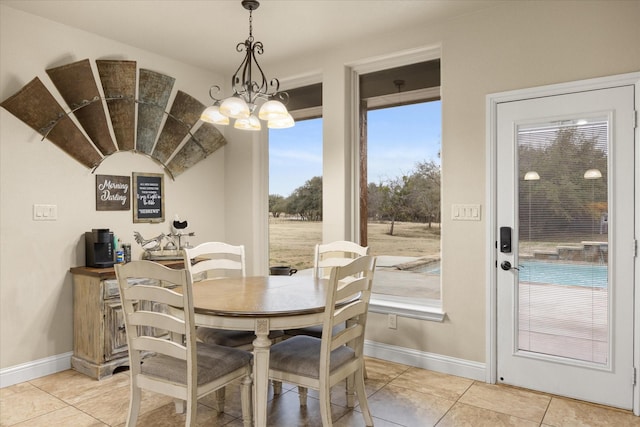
top-left (517, 118), bottom-right (609, 364)
top-left (496, 84), bottom-right (634, 410)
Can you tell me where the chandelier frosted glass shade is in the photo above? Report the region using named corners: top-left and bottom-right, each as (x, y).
top-left (258, 100), bottom-right (288, 121)
top-left (267, 113), bottom-right (295, 129)
top-left (200, 105), bottom-right (230, 125)
top-left (234, 114), bottom-right (261, 131)
top-left (219, 96), bottom-right (251, 119)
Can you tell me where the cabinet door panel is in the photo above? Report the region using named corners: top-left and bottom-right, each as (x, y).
top-left (104, 302), bottom-right (129, 360)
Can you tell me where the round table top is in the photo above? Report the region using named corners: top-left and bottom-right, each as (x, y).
top-left (188, 275), bottom-right (330, 317)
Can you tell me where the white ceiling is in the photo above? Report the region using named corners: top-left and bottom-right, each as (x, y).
top-left (1, 0), bottom-right (500, 74)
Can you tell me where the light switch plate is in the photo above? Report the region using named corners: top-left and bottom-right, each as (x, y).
top-left (33, 204), bottom-right (57, 221)
top-left (451, 204), bottom-right (481, 221)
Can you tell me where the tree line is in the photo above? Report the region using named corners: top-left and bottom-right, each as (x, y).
top-left (269, 160), bottom-right (442, 235)
top-left (518, 126), bottom-right (607, 240)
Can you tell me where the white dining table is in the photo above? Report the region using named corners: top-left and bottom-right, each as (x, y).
top-left (185, 275), bottom-right (331, 427)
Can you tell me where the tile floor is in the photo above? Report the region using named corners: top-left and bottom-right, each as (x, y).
top-left (1, 357), bottom-right (638, 426)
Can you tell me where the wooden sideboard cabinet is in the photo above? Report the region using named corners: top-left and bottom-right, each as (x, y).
top-left (70, 260), bottom-right (183, 379)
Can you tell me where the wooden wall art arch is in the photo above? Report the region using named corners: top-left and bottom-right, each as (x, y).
top-left (0, 58), bottom-right (226, 179)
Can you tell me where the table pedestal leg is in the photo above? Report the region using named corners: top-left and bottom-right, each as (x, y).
top-left (253, 319), bottom-right (271, 427)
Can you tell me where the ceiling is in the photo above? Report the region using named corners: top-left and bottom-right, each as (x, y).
top-left (1, 0), bottom-right (500, 75)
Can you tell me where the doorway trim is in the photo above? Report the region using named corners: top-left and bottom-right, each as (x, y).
top-left (485, 72), bottom-right (640, 415)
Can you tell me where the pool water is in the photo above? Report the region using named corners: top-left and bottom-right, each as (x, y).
top-left (519, 261), bottom-right (607, 288)
top-left (412, 260), bottom-right (607, 288)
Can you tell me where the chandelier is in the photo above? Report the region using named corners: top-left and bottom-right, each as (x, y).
top-left (200, 0), bottom-right (294, 131)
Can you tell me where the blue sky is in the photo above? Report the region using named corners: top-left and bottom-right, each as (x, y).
top-left (269, 101), bottom-right (441, 197)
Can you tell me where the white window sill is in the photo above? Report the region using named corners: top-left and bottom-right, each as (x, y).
top-left (369, 295), bottom-right (445, 322)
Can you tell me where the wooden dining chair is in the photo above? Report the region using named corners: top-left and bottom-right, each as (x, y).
top-left (185, 241), bottom-right (284, 349)
top-left (314, 240), bottom-right (370, 279)
top-left (114, 260), bottom-right (253, 427)
top-left (269, 255), bottom-right (377, 427)
top-left (286, 240), bottom-right (369, 338)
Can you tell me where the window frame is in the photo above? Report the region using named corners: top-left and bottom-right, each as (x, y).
top-left (349, 46), bottom-right (444, 321)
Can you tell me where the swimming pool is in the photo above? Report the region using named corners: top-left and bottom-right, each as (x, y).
top-left (519, 261), bottom-right (607, 288)
top-left (411, 260), bottom-right (607, 288)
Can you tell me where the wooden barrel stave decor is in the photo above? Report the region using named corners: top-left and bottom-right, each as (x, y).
top-left (46, 58), bottom-right (117, 156)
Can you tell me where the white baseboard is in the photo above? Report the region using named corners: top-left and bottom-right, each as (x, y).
top-left (1, 343), bottom-right (485, 389)
top-left (364, 340), bottom-right (486, 381)
top-left (0, 352), bottom-right (72, 388)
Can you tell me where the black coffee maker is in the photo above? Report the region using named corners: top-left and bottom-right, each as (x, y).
top-left (85, 229), bottom-right (114, 268)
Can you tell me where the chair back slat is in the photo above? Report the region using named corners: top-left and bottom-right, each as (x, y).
top-left (184, 242), bottom-right (246, 280)
top-left (129, 311), bottom-right (185, 336)
top-left (314, 240), bottom-right (369, 279)
top-left (125, 285), bottom-right (185, 308)
top-left (131, 336), bottom-right (187, 360)
top-left (333, 300), bottom-right (366, 326)
top-left (330, 324), bottom-right (363, 351)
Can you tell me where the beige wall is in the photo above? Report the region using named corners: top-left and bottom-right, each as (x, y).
top-left (252, 0), bottom-right (640, 364)
top-left (1, 1), bottom-right (639, 376)
top-left (0, 5), bottom-right (230, 369)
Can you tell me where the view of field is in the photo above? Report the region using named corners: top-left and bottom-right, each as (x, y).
top-left (269, 218), bottom-right (441, 270)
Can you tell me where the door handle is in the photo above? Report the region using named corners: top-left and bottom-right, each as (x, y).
top-left (500, 261), bottom-right (520, 271)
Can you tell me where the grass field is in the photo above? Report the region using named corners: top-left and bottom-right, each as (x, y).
top-left (269, 218), bottom-right (441, 270)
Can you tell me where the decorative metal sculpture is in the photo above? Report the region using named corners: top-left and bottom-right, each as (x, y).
top-left (1, 58), bottom-right (227, 178)
top-left (134, 215), bottom-right (194, 260)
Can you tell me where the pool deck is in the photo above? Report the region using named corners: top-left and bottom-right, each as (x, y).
top-left (297, 255), bottom-right (441, 300)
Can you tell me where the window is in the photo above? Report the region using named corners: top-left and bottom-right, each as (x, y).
top-left (358, 58), bottom-right (444, 320)
top-left (268, 84), bottom-right (323, 272)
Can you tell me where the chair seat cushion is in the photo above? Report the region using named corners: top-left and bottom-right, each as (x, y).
top-left (141, 342), bottom-right (252, 385)
top-left (284, 323), bottom-right (345, 338)
top-left (197, 327), bottom-right (284, 347)
top-left (269, 335), bottom-right (355, 379)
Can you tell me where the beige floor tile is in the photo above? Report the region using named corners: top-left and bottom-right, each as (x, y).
top-left (438, 402), bottom-right (539, 427)
top-left (29, 370), bottom-right (129, 406)
top-left (265, 389), bottom-right (352, 426)
top-left (366, 383), bottom-right (454, 426)
top-left (73, 387), bottom-right (172, 426)
top-left (118, 401), bottom-right (236, 427)
top-left (458, 382), bottom-right (550, 423)
top-left (542, 397), bottom-right (640, 426)
top-left (0, 382), bottom-right (37, 398)
top-left (334, 410), bottom-right (405, 426)
top-left (199, 382), bottom-right (249, 419)
top-left (390, 367), bottom-right (474, 401)
top-left (0, 384), bottom-right (67, 426)
top-left (10, 405), bottom-right (107, 427)
top-left (364, 357), bottom-right (412, 384)
top-left (4, 364), bottom-right (638, 427)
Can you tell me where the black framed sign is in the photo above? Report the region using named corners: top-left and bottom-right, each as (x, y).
top-left (95, 174), bottom-right (130, 211)
top-left (133, 172), bottom-right (164, 223)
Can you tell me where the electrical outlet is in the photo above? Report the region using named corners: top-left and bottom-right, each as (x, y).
top-left (387, 313), bottom-right (397, 329)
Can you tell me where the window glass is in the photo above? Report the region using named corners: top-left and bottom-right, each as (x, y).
top-left (366, 101), bottom-right (442, 303)
top-left (268, 118), bottom-right (323, 271)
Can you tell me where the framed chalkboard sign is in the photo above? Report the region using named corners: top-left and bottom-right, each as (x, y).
top-left (133, 172), bottom-right (164, 223)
